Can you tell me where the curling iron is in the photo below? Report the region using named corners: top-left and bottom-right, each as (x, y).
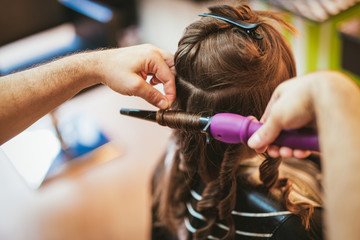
top-left (120, 108), bottom-right (319, 151)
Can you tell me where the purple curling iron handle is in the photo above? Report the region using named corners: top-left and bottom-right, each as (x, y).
top-left (209, 113), bottom-right (319, 151)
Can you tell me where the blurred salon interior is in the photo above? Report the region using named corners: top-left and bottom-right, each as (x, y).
top-left (1, 0), bottom-right (360, 239)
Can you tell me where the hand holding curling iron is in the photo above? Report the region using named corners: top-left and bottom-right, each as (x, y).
top-left (120, 108), bottom-right (319, 152)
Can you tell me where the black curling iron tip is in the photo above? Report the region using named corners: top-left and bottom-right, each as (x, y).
top-left (120, 108), bottom-right (157, 122)
top-left (120, 108), bottom-right (130, 115)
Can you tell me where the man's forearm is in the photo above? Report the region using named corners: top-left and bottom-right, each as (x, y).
top-left (0, 53), bottom-right (99, 144)
top-left (313, 72), bottom-right (360, 240)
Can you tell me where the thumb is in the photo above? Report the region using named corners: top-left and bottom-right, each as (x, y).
top-left (133, 79), bottom-right (169, 109)
top-left (248, 117), bottom-right (282, 153)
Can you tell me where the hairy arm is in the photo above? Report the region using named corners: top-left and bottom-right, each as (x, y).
top-left (313, 72), bottom-right (360, 240)
top-left (0, 44), bottom-right (175, 144)
top-left (0, 44), bottom-right (176, 238)
top-left (0, 53), bottom-right (97, 144)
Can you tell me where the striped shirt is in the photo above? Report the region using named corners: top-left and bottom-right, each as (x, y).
top-left (183, 185), bottom-right (323, 240)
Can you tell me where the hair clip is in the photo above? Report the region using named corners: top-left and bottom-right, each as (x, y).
top-left (199, 13), bottom-right (264, 40)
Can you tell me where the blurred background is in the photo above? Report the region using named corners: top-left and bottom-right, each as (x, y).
top-left (1, 0), bottom-right (359, 239)
top-left (1, 0), bottom-right (360, 78)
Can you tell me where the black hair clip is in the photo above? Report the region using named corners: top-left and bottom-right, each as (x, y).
top-left (199, 13), bottom-right (264, 40)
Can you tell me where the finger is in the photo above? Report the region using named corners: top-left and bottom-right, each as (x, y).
top-left (260, 88), bottom-right (281, 123)
top-left (254, 145), bottom-right (268, 154)
top-left (158, 49), bottom-right (175, 70)
top-left (150, 54), bottom-right (176, 106)
top-left (279, 147), bottom-right (293, 158)
top-left (293, 149), bottom-right (311, 159)
top-left (267, 145), bottom-right (281, 158)
top-left (247, 117), bottom-right (267, 153)
top-left (248, 115), bottom-right (283, 150)
top-left (150, 76), bottom-right (161, 85)
top-left (133, 78), bottom-right (169, 109)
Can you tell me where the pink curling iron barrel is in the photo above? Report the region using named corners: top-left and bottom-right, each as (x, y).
top-left (120, 108), bottom-right (319, 151)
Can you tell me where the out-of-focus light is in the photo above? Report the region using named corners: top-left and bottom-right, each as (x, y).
top-left (0, 23), bottom-right (77, 74)
top-left (59, 0), bottom-right (113, 23)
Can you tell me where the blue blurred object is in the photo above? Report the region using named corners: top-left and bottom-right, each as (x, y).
top-left (0, 0), bottom-right (137, 76)
top-left (47, 112), bottom-right (109, 174)
top-left (2, 112), bottom-right (109, 189)
top-left (60, 0), bottom-right (114, 23)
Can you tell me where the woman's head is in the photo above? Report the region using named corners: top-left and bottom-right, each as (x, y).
top-left (157, 4), bottom-right (312, 238)
top-left (173, 4), bottom-right (296, 119)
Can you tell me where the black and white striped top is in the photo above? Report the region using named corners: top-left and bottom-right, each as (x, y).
top-left (151, 142), bottom-right (323, 240)
top-left (184, 186), bottom-right (323, 240)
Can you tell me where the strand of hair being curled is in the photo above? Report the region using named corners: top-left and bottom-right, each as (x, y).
top-left (154, 4), bottom-right (314, 239)
top-left (156, 110), bottom-right (204, 131)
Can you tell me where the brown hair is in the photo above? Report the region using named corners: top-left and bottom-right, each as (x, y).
top-left (154, 4), bottom-right (313, 239)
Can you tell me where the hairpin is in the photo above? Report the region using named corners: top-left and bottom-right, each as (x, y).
top-left (199, 13), bottom-right (264, 40)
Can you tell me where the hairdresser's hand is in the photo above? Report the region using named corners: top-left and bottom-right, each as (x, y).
top-left (248, 73), bottom-right (320, 158)
top-left (91, 44), bottom-right (176, 109)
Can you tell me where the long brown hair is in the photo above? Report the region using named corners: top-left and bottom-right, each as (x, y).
top-left (154, 4), bottom-right (313, 239)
